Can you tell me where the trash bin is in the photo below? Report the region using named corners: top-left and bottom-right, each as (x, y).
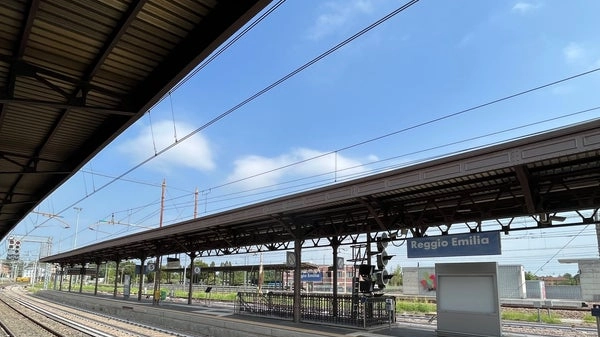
top-left (160, 289), bottom-right (167, 300)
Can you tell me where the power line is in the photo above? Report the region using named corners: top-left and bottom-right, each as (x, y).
top-left (17, 2), bottom-right (600, 249)
top-left (85, 110), bottom-right (600, 228)
top-left (15, 1), bottom-right (421, 231)
top-left (10, 0), bottom-right (285, 240)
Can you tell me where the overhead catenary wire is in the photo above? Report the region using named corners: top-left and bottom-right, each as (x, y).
top-left (16, 2), bottom-right (600, 261)
top-left (14, 0), bottom-right (288, 236)
top-left (49, 0), bottom-right (599, 224)
top-left (67, 107), bottom-right (600, 237)
top-left (16, 0), bottom-right (421, 236)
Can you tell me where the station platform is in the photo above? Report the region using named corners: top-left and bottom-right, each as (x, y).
top-left (33, 290), bottom-right (540, 337)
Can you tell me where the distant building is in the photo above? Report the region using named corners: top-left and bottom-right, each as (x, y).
top-left (559, 258), bottom-right (600, 301)
top-left (538, 276), bottom-right (569, 286)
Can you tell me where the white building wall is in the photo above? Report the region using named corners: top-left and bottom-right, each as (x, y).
top-left (579, 260), bottom-right (600, 301)
top-left (402, 266), bottom-right (436, 297)
top-left (403, 264), bottom-right (526, 299)
top-left (497, 265), bottom-right (526, 299)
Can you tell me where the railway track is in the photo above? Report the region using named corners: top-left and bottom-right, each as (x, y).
top-left (0, 285), bottom-right (196, 337)
top-left (0, 292), bottom-right (108, 337)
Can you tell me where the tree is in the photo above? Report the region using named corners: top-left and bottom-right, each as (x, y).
top-left (525, 271), bottom-right (538, 280)
top-left (188, 260), bottom-right (209, 284)
top-left (388, 265), bottom-right (403, 286)
top-left (561, 273), bottom-right (577, 285)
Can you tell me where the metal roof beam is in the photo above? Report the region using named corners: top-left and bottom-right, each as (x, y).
top-left (0, 57), bottom-right (128, 99)
top-left (16, 0), bottom-right (39, 58)
top-left (128, 1), bottom-right (270, 113)
top-left (85, 0), bottom-right (146, 81)
top-left (514, 165), bottom-right (537, 214)
top-left (5, 0), bottom-right (39, 99)
top-left (0, 97), bottom-right (135, 116)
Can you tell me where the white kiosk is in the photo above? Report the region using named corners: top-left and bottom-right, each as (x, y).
top-left (436, 262), bottom-right (501, 337)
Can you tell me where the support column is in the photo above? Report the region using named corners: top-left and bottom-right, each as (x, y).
top-left (137, 256), bottom-right (146, 301)
top-left (113, 260), bottom-right (120, 297)
top-left (293, 237), bottom-right (303, 323)
top-left (331, 238), bottom-right (340, 318)
top-left (94, 262), bottom-right (101, 295)
top-left (59, 264), bottom-right (64, 291)
top-left (52, 264), bottom-right (58, 290)
top-left (152, 253), bottom-right (162, 305)
top-left (187, 252), bottom-right (197, 305)
top-left (595, 211), bottom-right (600, 257)
top-left (79, 264), bottom-right (85, 293)
top-left (68, 264), bottom-right (73, 292)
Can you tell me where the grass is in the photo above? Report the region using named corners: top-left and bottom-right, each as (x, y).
top-left (583, 314), bottom-right (597, 323)
top-left (501, 310), bottom-right (561, 324)
top-left (394, 298), bottom-right (566, 325)
top-left (396, 300), bottom-right (436, 314)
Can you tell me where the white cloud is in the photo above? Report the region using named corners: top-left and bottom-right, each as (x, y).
top-left (307, 0), bottom-right (375, 41)
top-left (226, 148), bottom-right (374, 190)
top-left (563, 42), bottom-right (585, 64)
top-left (511, 2), bottom-right (540, 14)
top-left (117, 120), bottom-right (215, 173)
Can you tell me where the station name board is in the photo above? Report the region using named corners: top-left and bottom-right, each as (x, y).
top-left (301, 271), bottom-right (323, 282)
top-left (407, 231), bottom-right (501, 258)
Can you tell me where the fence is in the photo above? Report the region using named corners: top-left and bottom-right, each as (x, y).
top-left (235, 291), bottom-right (395, 328)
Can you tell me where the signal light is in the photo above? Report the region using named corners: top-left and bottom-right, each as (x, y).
top-left (374, 233), bottom-right (394, 290)
top-left (359, 280), bottom-right (374, 293)
top-left (359, 264), bottom-right (374, 278)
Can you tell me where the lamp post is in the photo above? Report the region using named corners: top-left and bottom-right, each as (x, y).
top-left (73, 207), bottom-right (82, 249)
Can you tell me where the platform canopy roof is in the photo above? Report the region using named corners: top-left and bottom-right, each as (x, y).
top-left (41, 120), bottom-right (600, 265)
top-left (0, 0), bottom-right (271, 240)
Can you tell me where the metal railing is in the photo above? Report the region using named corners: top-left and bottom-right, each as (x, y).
top-left (235, 291), bottom-right (395, 328)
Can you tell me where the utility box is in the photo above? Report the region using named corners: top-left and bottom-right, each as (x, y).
top-left (436, 262), bottom-right (501, 337)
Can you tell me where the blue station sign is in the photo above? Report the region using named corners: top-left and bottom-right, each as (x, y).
top-left (407, 231), bottom-right (501, 258)
top-left (301, 271), bottom-right (323, 282)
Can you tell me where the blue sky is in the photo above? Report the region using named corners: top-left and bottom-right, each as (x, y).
top-left (6, 0), bottom-right (600, 276)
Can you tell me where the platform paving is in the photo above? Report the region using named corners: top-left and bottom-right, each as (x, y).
top-left (35, 290), bottom-right (542, 337)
